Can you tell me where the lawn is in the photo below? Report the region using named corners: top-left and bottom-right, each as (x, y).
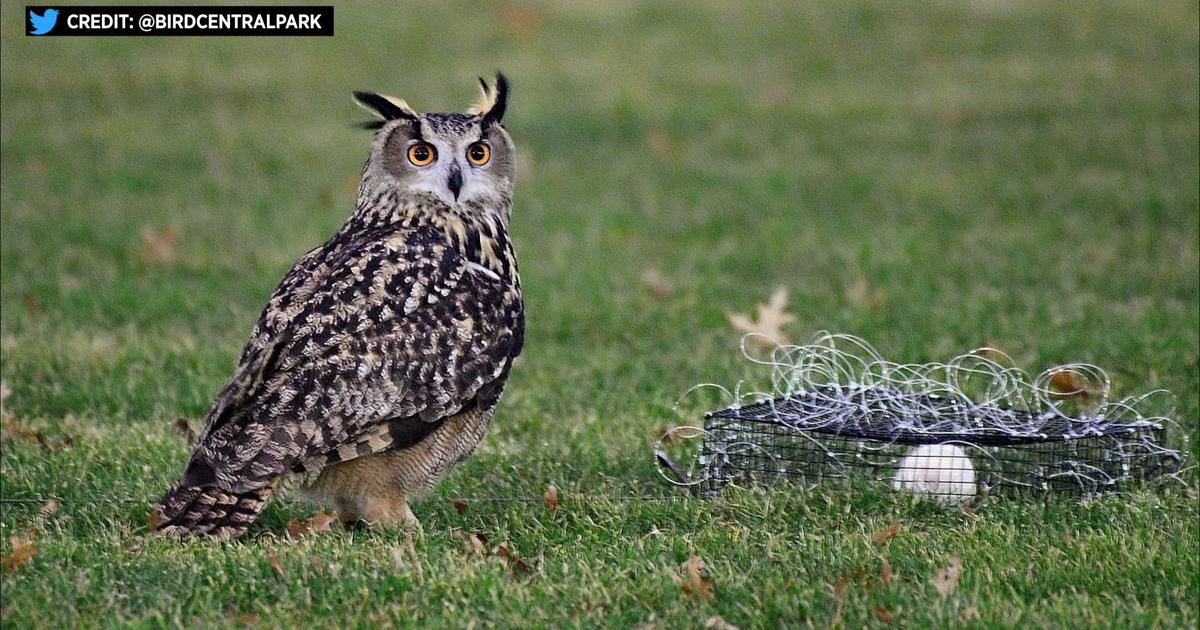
top-left (1, 1), bottom-right (1197, 627)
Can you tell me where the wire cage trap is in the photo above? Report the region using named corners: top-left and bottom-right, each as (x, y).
top-left (656, 333), bottom-right (1187, 503)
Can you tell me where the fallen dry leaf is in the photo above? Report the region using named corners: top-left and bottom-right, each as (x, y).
top-left (846, 277), bottom-right (886, 309)
top-left (173, 417), bottom-right (198, 442)
top-left (451, 530), bottom-right (489, 556)
top-left (976, 345), bottom-right (1011, 365)
top-left (644, 129), bottom-right (673, 159)
top-left (674, 554), bottom-right (715, 601)
top-left (265, 550), bottom-right (285, 577)
top-left (391, 533), bottom-right (423, 578)
top-left (38, 499), bottom-right (59, 518)
top-left (880, 558), bottom-right (893, 585)
top-left (544, 485), bottom-right (559, 511)
top-left (493, 541), bottom-right (534, 575)
top-left (2, 418), bottom-right (46, 447)
top-left (655, 425), bottom-right (702, 446)
top-left (287, 510), bottom-right (337, 537)
top-left (138, 226), bottom-right (181, 265)
top-left (2, 535), bottom-right (35, 573)
top-left (494, 3), bottom-right (542, 37)
top-left (1048, 371), bottom-right (1105, 401)
top-left (831, 565), bottom-right (868, 600)
top-left (453, 499), bottom-right (470, 514)
top-left (704, 615), bottom-right (741, 630)
top-left (872, 522), bottom-right (901, 546)
top-left (641, 267), bottom-right (674, 298)
top-left (874, 605), bottom-right (894, 624)
top-left (932, 555), bottom-right (963, 597)
top-left (727, 287), bottom-right (795, 350)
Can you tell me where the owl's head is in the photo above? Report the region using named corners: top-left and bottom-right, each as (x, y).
top-left (354, 73), bottom-right (514, 210)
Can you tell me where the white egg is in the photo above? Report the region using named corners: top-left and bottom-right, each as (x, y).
top-left (893, 444), bottom-right (977, 506)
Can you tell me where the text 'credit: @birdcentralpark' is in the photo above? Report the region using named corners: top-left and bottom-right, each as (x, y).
top-left (25, 6), bottom-right (334, 36)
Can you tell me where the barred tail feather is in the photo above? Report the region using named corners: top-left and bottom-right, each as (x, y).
top-left (153, 482), bottom-right (274, 540)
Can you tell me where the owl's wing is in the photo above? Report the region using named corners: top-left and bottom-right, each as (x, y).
top-left (235, 225), bottom-right (366, 366)
top-left (183, 223), bottom-right (523, 494)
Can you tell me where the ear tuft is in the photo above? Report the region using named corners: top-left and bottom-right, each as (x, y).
top-left (352, 91), bottom-right (419, 128)
top-left (468, 77), bottom-right (493, 115)
top-left (478, 72), bottom-right (508, 127)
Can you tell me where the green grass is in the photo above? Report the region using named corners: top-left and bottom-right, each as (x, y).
top-left (2, 1), bottom-right (1197, 627)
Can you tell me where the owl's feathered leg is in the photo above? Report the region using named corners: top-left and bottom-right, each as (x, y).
top-left (334, 487), bottom-right (421, 530)
top-left (153, 480), bottom-right (276, 540)
top-left (301, 406), bottom-right (494, 531)
top-left (301, 450), bottom-right (423, 529)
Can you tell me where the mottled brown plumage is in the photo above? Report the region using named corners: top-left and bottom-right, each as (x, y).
top-left (155, 74), bottom-right (523, 538)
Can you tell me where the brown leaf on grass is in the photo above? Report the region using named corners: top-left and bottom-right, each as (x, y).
top-left (872, 522), bottom-right (901, 546)
top-left (138, 226), bottom-right (181, 265)
top-left (644, 129), bottom-right (673, 159)
top-left (23, 293), bottom-right (39, 314)
top-left (234, 613), bottom-right (259, 626)
top-left (451, 530), bottom-right (489, 556)
top-left (641, 267), bottom-right (674, 298)
top-left (265, 551), bottom-right (285, 577)
top-left (932, 555), bottom-right (963, 597)
top-left (2, 536), bottom-right (35, 573)
top-left (544, 485), bottom-right (558, 511)
top-left (727, 287), bottom-right (795, 350)
top-left (846, 277), bottom-right (886, 309)
top-left (673, 554), bottom-right (715, 601)
top-left (38, 499), bottom-right (59, 518)
top-left (874, 605), bottom-right (894, 624)
top-left (493, 541), bottom-right (534, 575)
top-left (2, 418), bottom-right (47, 448)
top-left (880, 558), bottom-right (893, 585)
top-left (655, 425), bottom-right (702, 446)
top-left (831, 565), bottom-right (868, 599)
top-left (453, 499), bottom-right (470, 514)
top-left (1048, 371), bottom-right (1105, 401)
top-left (173, 417), bottom-right (198, 442)
top-left (976, 344), bottom-right (1011, 365)
top-left (704, 615), bottom-right (741, 630)
top-left (391, 533), bottom-right (423, 578)
top-left (494, 3), bottom-right (542, 37)
top-left (286, 510), bottom-right (337, 538)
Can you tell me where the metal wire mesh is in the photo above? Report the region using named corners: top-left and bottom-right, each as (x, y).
top-left (696, 403), bottom-right (1177, 498)
top-left (656, 332), bottom-right (1187, 501)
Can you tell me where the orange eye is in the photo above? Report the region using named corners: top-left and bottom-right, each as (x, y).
top-left (466, 141), bottom-right (491, 166)
top-left (407, 142), bottom-right (436, 167)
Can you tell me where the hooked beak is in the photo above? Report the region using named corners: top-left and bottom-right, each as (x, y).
top-left (447, 164), bottom-right (463, 200)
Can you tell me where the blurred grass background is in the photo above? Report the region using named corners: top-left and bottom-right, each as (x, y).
top-left (1, 1), bottom-right (1197, 627)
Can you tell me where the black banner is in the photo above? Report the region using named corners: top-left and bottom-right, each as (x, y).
top-left (25, 6), bottom-right (334, 36)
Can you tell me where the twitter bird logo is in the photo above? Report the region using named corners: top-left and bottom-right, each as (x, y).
top-left (29, 8), bottom-right (58, 35)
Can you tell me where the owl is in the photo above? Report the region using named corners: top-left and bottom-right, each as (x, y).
top-left (153, 74), bottom-right (524, 539)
